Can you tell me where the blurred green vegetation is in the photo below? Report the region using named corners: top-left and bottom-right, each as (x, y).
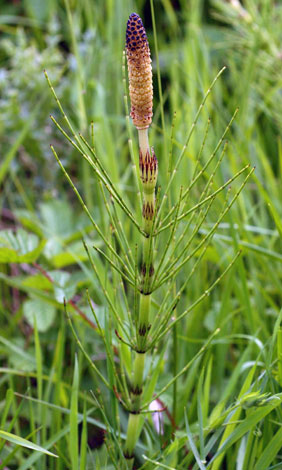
top-left (0, 0), bottom-right (282, 469)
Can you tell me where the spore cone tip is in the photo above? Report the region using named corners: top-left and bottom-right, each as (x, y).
top-left (126, 13), bottom-right (153, 130)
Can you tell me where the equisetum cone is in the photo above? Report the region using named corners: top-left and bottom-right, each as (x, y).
top-left (126, 13), bottom-right (153, 130)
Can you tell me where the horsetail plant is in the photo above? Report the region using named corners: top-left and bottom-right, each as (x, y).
top-left (45, 11), bottom-right (254, 470)
top-left (124, 13), bottom-right (157, 464)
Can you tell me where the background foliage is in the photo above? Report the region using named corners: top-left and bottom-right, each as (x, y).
top-left (0, 0), bottom-right (282, 469)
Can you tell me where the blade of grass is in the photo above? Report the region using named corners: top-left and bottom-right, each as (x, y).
top-left (70, 355), bottom-right (79, 470)
top-left (0, 430), bottom-right (57, 458)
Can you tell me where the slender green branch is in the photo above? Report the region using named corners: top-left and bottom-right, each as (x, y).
top-left (149, 280), bottom-right (175, 335)
top-left (154, 251), bottom-right (241, 346)
top-left (201, 141), bottom-right (229, 200)
top-left (44, 70), bottom-right (79, 141)
top-left (150, 244), bottom-right (210, 346)
top-left (86, 291), bottom-right (132, 409)
top-left (50, 145), bottom-right (135, 271)
top-left (167, 111), bottom-right (177, 185)
top-left (162, 132), bottom-right (225, 266)
top-left (156, 195), bottom-right (216, 288)
top-left (155, 164), bottom-right (250, 236)
top-left (46, 72), bottom-right (144, 235)
top-left (92, 245), bottom-right (135, 286)
top-left (158, 109), bottom-right (238, 229)
top-left (98, 182), bottom-right (135, 277)
top-left (51, 112), bottom-right (137, 227)
top-left (154, 66), bottom-right (226, 228)
top-left (192, 118), bottom-right (211, 181)
top-left (157, 168), bottom-right (254, 287)
top-left (142, 329), bottom-right (220, 410)
top-left (110, 197), bottom-right (136, 268)
top-left (84, 242), bottom-right (133, 344)
top-left (151, 186), bottom-right (183, 291)
top-left (65, 302), bottom-right (110, 390)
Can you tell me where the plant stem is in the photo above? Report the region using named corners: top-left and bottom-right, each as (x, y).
top-left (124, 127), bottom-right (158, 464)
top-left (124, 413), bottom-right (141, 468)
top-left (138, 129), bottom-right (149, 160)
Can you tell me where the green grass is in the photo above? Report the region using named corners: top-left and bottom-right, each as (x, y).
top-left (0, 0), bottom-right (282, 469)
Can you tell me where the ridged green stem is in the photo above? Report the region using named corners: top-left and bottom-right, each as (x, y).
top-left (143, 192), bottom-right (155, 235)
top-left (124, 127), bottom-right (157, 464)
top-left (132, 353), bottom-right (146, 391)
top-left (139, 293), bottom-right (151, 331)
top-left (124, 413), bottom-right (141, 467)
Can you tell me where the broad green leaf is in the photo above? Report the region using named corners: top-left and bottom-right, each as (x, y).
top-left (43, 237), bottom-right (63, 259)
top-left (40, 200), bottom-right (75, 238)
top-left (0, 228), bottom-right (45, 263)
top-left (0, 429), bottom-right (57, 457)
top-left (15, 209), bottom-right (43, 237)
top-left (50, 270), bottom-right (76, 302)
top-left (22, 273), bottom-right (52, 290)
top-left (0, 273), bottom-right (60, 310)
top-left (23, 297), bottom-right (56, 332)
top-left (50, 240), bottom-right (89, 268)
